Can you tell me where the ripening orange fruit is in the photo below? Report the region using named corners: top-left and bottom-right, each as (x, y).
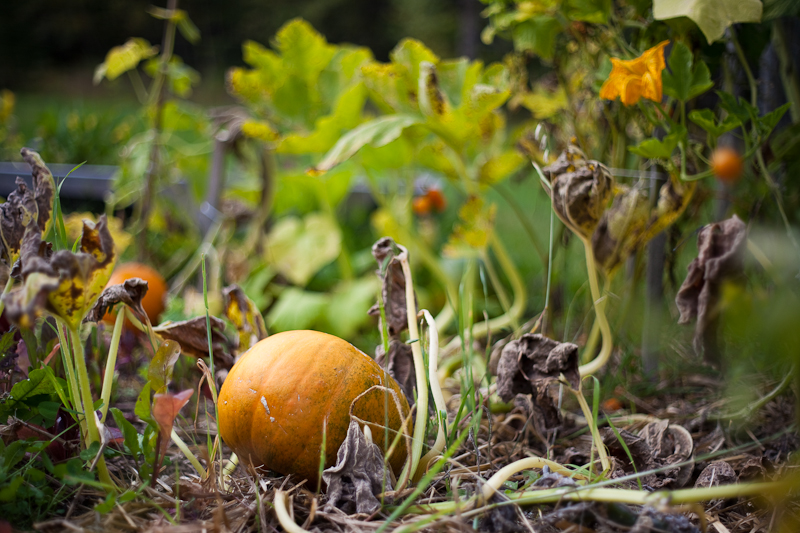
top-left (103, 262), bottom-right (168, 327)
top-left (711, 147), bottom-right (744, 184)
top-left (413, 195), bottom-right (433, 216)
top-left (426, 188), bottom-right (447, 212)
top-left (602, 397), bottom-right (624, 412)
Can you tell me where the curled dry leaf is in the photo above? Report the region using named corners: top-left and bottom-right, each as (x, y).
top-left (541, 146), bottom-right (613, 240)
top-left (153, 316), bottom-right (234, 368)
top-left (0, 149), bottom-right (55, 269)
top-left (496, 334), bottom-right (579, 432)
top-left (3, 217), bottom-right (115, 330)
top-left (694, 460), bottom-right (736, 489)
top-left (84, 277), bottom-right (149, 323)
top-left (592, 176), bottom-right (695, 273)
top-left (367, 237), bottom-right (411, 337)
top-left (222, 284), bottom-right (267, 355)
top-left (322, 420), bottom-right (393, 515)
top-left (375, 337), bottom-right (416, 408)
top-left (675, 215), bottom-right (747, 360)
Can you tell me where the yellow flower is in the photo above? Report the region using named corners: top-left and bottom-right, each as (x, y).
top-left (600, 41), bottom-right (669, 106)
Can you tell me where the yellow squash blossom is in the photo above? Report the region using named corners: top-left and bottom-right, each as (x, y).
top-left (600, 41), bottom-right (669, 106)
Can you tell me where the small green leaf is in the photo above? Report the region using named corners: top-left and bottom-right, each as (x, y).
top-left (756, 103), bottom-right (791, 138)
top-left (717, 91), bottom-right (758, 124)
top-left (147, 340), bottom-right (182, 395)
top-left (689, 109), bottom-right (741, 137)
top-left (134, 381), bottom-right (152, 422)
top-left (110, 407), bottom-right (142, 457)
top-left (511, 16), bottom-right (561, 60)
top-left (629, 132), bottom-right (682, 159)
top-left (663, 42), bottom-right (713, 102)
top-left (80, 441), bottom-right (102, 461)
top-left (94, 493), bottom-right (117, 514)
top-left (37, 401), bottom-right (61, 427)
top-left (94, 38), bottom-right (158, 84)
top-left (567, 0), bottom-right (612, 23)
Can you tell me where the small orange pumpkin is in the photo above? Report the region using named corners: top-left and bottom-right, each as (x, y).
top-left (103, 262), bottom-right (168, 327)
top-left (217, 330), bottom-right (410, 483)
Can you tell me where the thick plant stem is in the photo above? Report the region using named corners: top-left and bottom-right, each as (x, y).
top-left (396, 247), bottom-right (428, 486)
top-left (418, 310), bottom-right (448, 474)
top-left (578, 238), bottom-right (613, 377)
top-left (68, 326), bottom-right (114, 488)
top-left (274, 491), bottom-right (311, 533)
top-left (481, 457), bottom-right (588, 502)
top-left (100, 310), bottom-right (125, 422)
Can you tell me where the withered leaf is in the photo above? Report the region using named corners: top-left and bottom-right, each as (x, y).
top-left (84, 277), bottom-right (149, 323)
top-left (153, 316), bottom-right (234, 368)
top-left (640, 420), bottom-right (694, 489)
top-left (496, 334), bottom-right (578, 432)
top-left (496, 334), bottom-right (580, 401)
top-left (592, 176), bottom-right (695, 273)
top-left (375, 338), bottom-right (416, 407)
top-left (675, 215), bottom-right (747, 360)
top-left (152, 389), bottom-right (194, 477)
top-left (0, 178), bottom-right (38, 268)
top-left (323, 420), bottom-right (393, 515)
top-left (694, 460), bottom-right (736, 489)
top-left (222, 284), bottom-right (267, 354)
top-left (367, 237), bottom-right (412, 337)
top-left (542, 147), bottom-right (613, 240)
top-left (20, 148), bottom-right (56, 237)
top-left (3, 217), bottom-right (115, 330)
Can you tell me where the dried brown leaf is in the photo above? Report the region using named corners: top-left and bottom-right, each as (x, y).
top-left (84, 277), bottom-right (149, 323)
top-left (152, 389), bottom-right (194, 476)
top-left (20, 148), bottom-right (56, 237)
top-left (0, 179), bottom-right (38, 268)
top-left (675, 215), bottom-right (747, 360)
top-left (154, 316), bottom-right (234, 368)
top-left (542, 147), bottom-right (613, 240)
top-left (322, 420), bottom-right (393, 515)
top-left (367, 237), bottom-right (412, 337)
top-left (694, 460), bottom-right (736, 488)
top-left (375, 338), bottom-right (416, 408)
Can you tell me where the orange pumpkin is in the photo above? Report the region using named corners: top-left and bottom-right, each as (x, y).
top-left (217, 330), bottom-right (410, 483)
top-left (711, 147), bottom-right (744, 184)
top-left (103, 262), bottom-right (168, 327)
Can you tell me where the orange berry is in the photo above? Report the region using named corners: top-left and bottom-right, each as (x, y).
top-left (711, 147), bottom-right (744, 184)
top-left (413, 195), bottom-right (432, 216)
top-left (426, 189), bottom-right (447, 212)
top-left (602, 397), bottom-right (623, 412)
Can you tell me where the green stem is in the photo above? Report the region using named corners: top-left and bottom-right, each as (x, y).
top-left (418, 310), bottom-right (447, 473)
top-left (571, 384), bottom-right (611, 473)
top-left (730, 26), bottom-right (758, 108)
top-left (170, 428), bottom-right (205, 475)
top-left (479, 248), bottom-right (515, 329)
top-left (99, 309), bottom-right (125, 422)
top-left (68, 325), bottom-right (114, 488)
top-left (396, 247), bottom-right (428, 487)
top-left (56, 325), bottom-right (82, 424)
top-left (0, 275), bottom-right (13, 317)
top-left (578, 239), bottom-right (613, 377)
top-left (581, 317), bottom-right (601, 364)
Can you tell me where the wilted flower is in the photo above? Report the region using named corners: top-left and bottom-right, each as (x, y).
top-left (600, 41), bottom-right (669, 106)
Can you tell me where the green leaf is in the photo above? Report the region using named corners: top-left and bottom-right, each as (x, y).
top-left (479, 151), bottom-right (526, 185)
top-left (37, 401), bottom-right (61, 428)
top-left (663, 42), bottom-right (713, 102)
top-left (567, 0), bottom-right (612, 23)
top-left (511, 16), bottom-right (561, 60)
top-left (266, 288), bottom-right (329, 332)
top-left (93, 38), bottom-right (158, 84)
top-left (654, 0), bottom-right (763, 44)
top-left (689, 109), bottom-right (741, 137)
top-left (134, 381), bottom-right (152, 422)
top-left (756, 103), bottom-right (790, 138)
top-left (629, 132), bottom-right (682, 159)
top-left (110, 407), bottom-right (142, 457)
top-left (147, 340), bottom-right (182, 395)
top-left (264, 213), bottom-right (342, 286)
top-left (324, 277), bottom-right (381, 339)
top-left (0, 368), bottom-right (57, 421)
top-left (80, 441), bottom-right (102, 461)
top-left (717, 91), bottom-right (758, 124)
top-left (312, 114), bottom-right (422, 173)
top-left (94, 493), bottom-right (117, 514)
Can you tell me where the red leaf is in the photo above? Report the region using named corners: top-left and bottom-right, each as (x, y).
top-left (152, 389), bottom-right (193, 457)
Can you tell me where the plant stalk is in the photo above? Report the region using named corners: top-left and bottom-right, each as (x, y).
top-left (100, 309), bottom-right (125, 422)
top-left (578, 238), bottom-right (613, 376)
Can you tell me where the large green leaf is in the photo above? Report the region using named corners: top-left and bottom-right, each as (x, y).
top-left (629, 132), bottom-right (683, 159)
top-left (94, 38), bottom-right (157, 83)
top-left (689, 109), bottom-right (741, 137)
top-left (266, 288), bottom-right (329, 331)
top-left (264, 213), bottom-right (342, 286)
top-left (324, 277), bottom-right (381, 339)
top-left (312, 114), bottom-right (422, 173)
top-left (654, 0), bottom-right (763, 44)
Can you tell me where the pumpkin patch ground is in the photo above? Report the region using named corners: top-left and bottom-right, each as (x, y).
top-left (2, 2), bottom-right (800, 532)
